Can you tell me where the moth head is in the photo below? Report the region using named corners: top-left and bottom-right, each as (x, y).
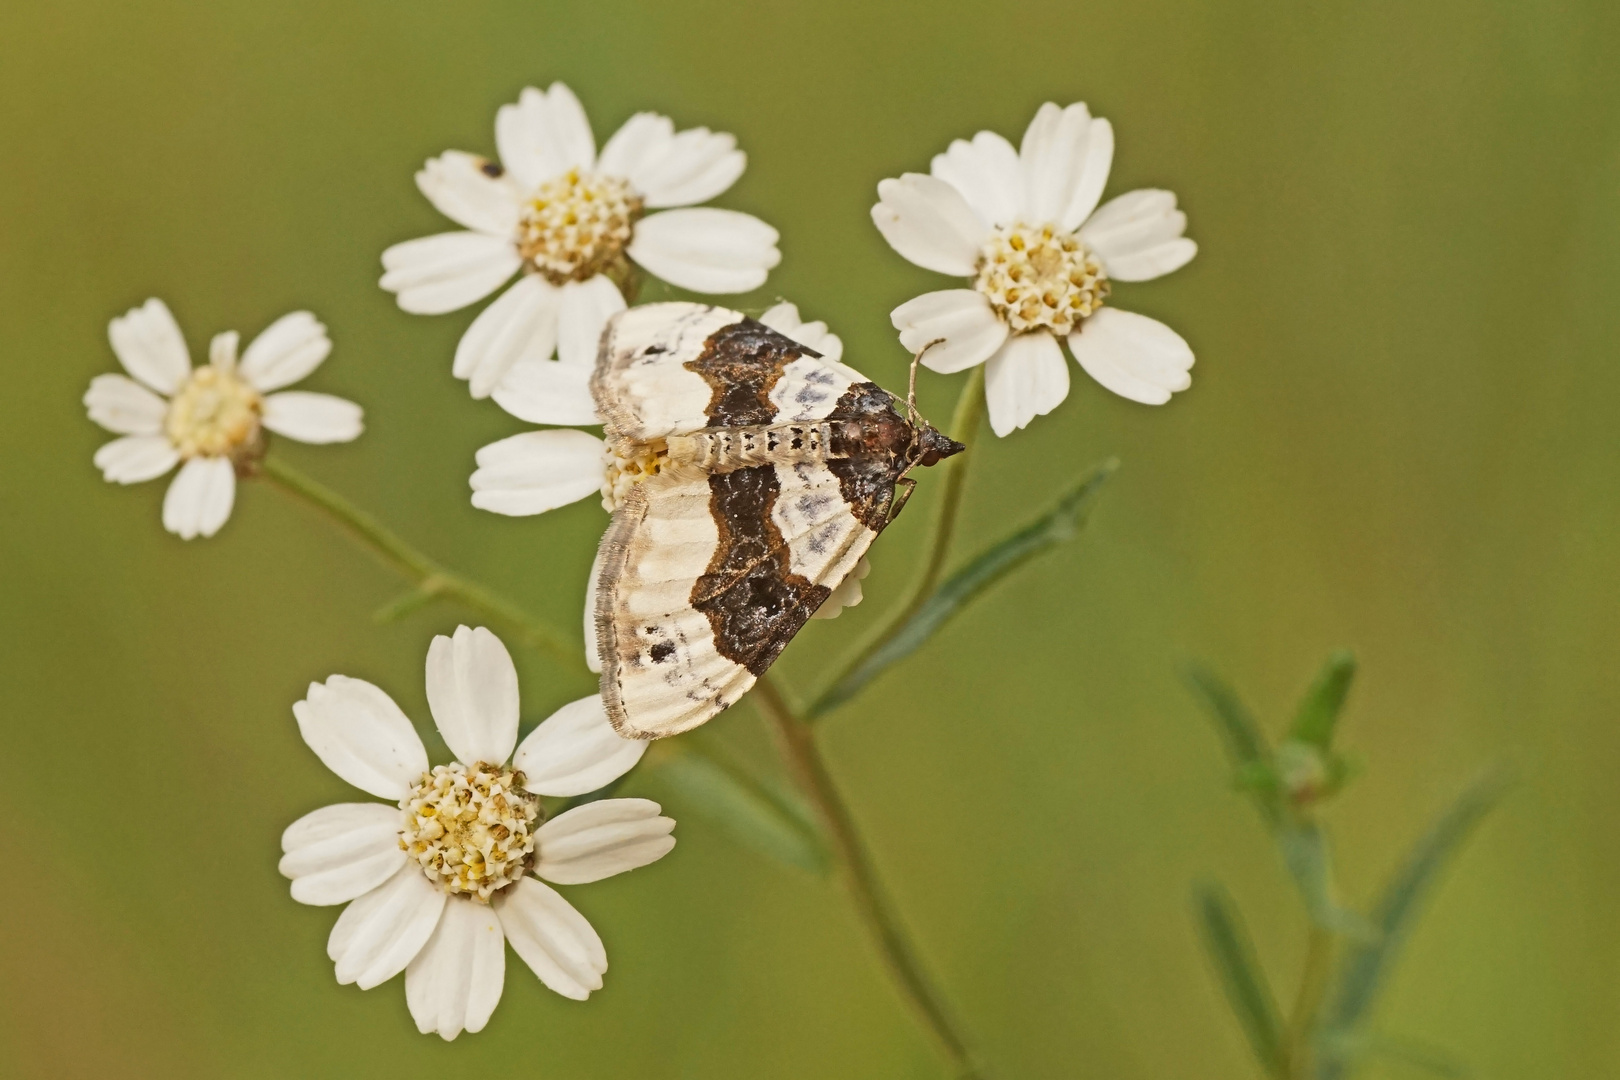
top-left (910, 421), bottom-right (965, 469)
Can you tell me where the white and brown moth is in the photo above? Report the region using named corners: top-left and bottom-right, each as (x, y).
top-left (589, 302), bottom-right (963, 739)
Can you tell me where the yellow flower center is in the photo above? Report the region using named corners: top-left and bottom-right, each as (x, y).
top-left (601, 441), bottom-right (668, 512)
top-left (399, 762), bottom-right (541, 902)
top-left (517, 169), bottom-right (643, 284)
top-left (974, 223), bottom-right (1109, 336)
top-left (164, 365), bottom-right (264, 460)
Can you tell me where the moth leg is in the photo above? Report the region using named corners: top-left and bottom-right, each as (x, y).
top-left (887, 476), bottom-right (918, 523)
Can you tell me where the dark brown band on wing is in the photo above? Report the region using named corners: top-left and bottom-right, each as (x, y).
top-left (825, 383), bottom-right (908, 532)
top-left (692, 465), bottom-right (831, 676)
top-left (685, 318), bottom-right (814, 426)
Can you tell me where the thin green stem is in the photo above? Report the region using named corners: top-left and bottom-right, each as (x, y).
top-left (754, 673), bottom-right (985, 1079)
top-left (259, 455), bottom-right (582, 669)
top-left (1280, 925), bottom-right (1335, 1079)
top-left (808, 367), bottom-right (986, 718)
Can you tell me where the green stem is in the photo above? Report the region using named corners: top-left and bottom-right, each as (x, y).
top-left (259, 455), bottom-right (581, 669)
top-left (753, 673), bottom-right (985, 1079)
top-left (809, 367), bottom-right (986, 718)
top-left (1280, 926), bottom-right (1335, 1079)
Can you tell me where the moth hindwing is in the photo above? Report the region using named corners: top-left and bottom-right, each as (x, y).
top-left (589, 302), bottom-right (964, 738)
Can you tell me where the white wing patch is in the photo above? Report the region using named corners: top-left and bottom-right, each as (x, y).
top-left (766, 355), bottom-right (869, 422)
top-left (594, 302), bottom-right (740, 450)
top-left (770, 461), bottom-right (875, 588)
top-left (595, 466), bottom-right (753, 738)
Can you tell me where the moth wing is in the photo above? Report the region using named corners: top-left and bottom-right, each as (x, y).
top-left (595, 461), bottom-right (886, 739)
top-left (592, 302), bottom-right (747, 449)
top-left (592, 301), bottom-right (879, 450)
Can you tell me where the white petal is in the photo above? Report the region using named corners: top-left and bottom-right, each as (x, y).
top-left (495, 83), bottom-right (595, 190)
top-left (261, 392), bottom-right (364, 444)
top-left (890, 290), bottom-right (1009, 374)
top-left (583, 542), bottom-right (604, 674)
top-left (930, 130), bottom-right (1024, 228)
top-left (512, 695), bottom-right (647, 797)
top-left (1068, 307), bottom-right (1194, 405)
top-left (490, 358), bottom-right (598, 426)
top-left (983, 332), bottom-right (1071, 437)
top-left (628, 208), bottom-right (780, 294)
top-left (406, 896), bottom-right (507, 1040)
top-left (329, 863), bottom-right (446, 989)
top-left (534, 798), bottom-right (676, 885)
top-left (597, 112), bottom-right (675, 183)
top-left (293, 674), bottom-right (429, 800)
top-left (470, 429), bottom-right (605, 517)
top-left (557, 275), bottom-right (626, 368)
top-left (453, 273), bottom-right (561, 399)
top-left (870, 173), bottom-right (985, 276)
top-left (108, 298), bottom-right (190, 394)
top-left (811, 557), bottom-right (870, 620)
top-left (415, 151), bottom-right (523, 237)
top-left (84, 375), bottom-right (166, 435)
top-left (629, 127), bottom-right (746, 209)
top-left (279, 803), bottom-right (405, 907)
top-left (1062, 118), bottom-right (1114, 230)
top-left (1020, 102), bottom-right (1094, 225)
top-left (425, 626), bottom-right (520, 766)
top-left (380, 232), bottom-right (522, 315)
top-left (239, 311), bottom-right (333, 391)
top-left (161, 456), bottom-right (235, 539)
top-left (93, 435), bottom-right (179, 484)
top-left (759, 301), bottom-right (843, 363)
top-left (495, 878), bottom-right (606, 1001)
top-left (1079, 189), bottom-right (1196, 281)
top-left (209, 331), bottom-right (239, 371)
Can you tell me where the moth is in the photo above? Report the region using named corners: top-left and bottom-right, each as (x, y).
top-left (588, 302), bottom-right (963, 739)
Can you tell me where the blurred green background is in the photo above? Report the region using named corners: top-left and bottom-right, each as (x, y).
top-left (3, 0), bottom-right (1617, 1076)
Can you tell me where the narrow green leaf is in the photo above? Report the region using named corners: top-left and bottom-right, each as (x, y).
top-left (1319, 1031), bottom-right (1473, 1078)
top-left (1193, 882), bottom-right (1283, 1073)
top-left (372, 582), bottom-right (442, 624)
top-left (1182, 663), bottom-right (1270, 771)
top-left (1290, 650), bottom-right (1357, 750)
top-left (809, 459), bottom-right (1117, 718)
top-left (648, 741), bottom-right (830, 875)
top-left (1317, 772), bottom-right (1507, 1077)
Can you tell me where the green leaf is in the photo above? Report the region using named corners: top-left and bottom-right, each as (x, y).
top-left (808, 458), bottom-right (1117, 718)
top-left (372, 581), bottom-right (442, 623)
top-left (1182, 663), bottom-right (1271, 771)
top-left (1290, 650), bottom-right (1357, 750)
top-left (1317, 771), bottom-right (1507, 1078)
top-left (1319, 1032), bottom-right (1473, 1078)
top-left (648, 741), bottom-right (830, 875)
top-left (1193, 882), bottom-right (1283, 1073)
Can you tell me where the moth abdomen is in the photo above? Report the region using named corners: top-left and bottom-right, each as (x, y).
top-left (668, 422), bottom-right (843, 472)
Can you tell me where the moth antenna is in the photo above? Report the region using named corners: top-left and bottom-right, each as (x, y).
top-left (907, 338), bottom-right (945, 426)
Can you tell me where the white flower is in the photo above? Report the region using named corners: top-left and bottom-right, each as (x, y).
top-left (281, 625), bottom-right (669, 1040)
top-left (85, 298), bottom-right (363, 539)
top-left (380, 82), bottom-right (782, 409)
top-left (872, 103), bottom-right (1198, 437)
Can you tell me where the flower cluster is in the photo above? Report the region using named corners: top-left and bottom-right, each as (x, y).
top-left (84, 80), bottom-right (1199, 1043)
